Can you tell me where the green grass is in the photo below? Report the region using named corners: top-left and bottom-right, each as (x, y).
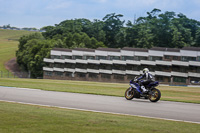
top-left (0, 101), bottom-right (199, 133)
top-left (0, 29), bottom-right (34, 71)
top-left (0, 78), bottom-right (200, 103)
top-left (0, 29), bottom-right (199, 103)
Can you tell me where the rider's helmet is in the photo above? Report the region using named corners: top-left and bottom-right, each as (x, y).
top-left (143, 68), bottom-right (149, 73)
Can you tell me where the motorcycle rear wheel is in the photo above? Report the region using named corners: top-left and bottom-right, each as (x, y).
top-left (149, 88), bottom-right (161, 102)
top-left (125, 87), bottom-right (135, 100)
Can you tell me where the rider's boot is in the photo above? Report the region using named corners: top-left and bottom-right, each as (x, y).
top-left (141, 86), bottom-right (148, 94)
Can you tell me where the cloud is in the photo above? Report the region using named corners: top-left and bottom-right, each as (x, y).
top-left (45, 0), bottom-right (72, 10)
top-left (113, 0), bottom-right (188, 12)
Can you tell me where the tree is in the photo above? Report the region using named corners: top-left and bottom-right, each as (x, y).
top-left (194, 29), bottom-right (200, 47)
top-left (171, 26), bottom-right (187, 48)
top-left (103, 13), bottom-right (125, 48)
top-left (135, 24), bottom-right (154, 48)
top-left (16, 33), bottom-right (56, 77)
top-left (16, 10), bottom-right (200, 78)
top-left (41, 26), bottom-right (56, 39)
top-left (89, 19), bottom-right (106, 43)
top-left (16, 33), bottom-right (44, 68)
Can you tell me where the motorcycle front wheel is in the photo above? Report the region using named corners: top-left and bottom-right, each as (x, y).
top-left (149, 88), bottom-right (161, 102)
top-left (125, 87), bottom-right (135, 100)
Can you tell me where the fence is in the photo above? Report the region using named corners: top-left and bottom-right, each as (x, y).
top-left (0, 71), bottom-right (30, 78)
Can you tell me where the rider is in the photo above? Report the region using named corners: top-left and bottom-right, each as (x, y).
top-left (136, 68), bottom-right (155, 93)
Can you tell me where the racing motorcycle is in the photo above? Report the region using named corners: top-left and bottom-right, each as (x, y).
top-left (125, 77), bottom-right (161, 102)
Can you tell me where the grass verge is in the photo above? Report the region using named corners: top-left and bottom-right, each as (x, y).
top-left (0, 101), bottom-right (199, 133)
top-left (0, 29), bottom-right (34, 71)
top-left (0, 78), bottom-right (200, 103)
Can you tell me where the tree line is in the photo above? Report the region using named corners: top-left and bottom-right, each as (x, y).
top-left (16, 9), bottom-right (200, 78)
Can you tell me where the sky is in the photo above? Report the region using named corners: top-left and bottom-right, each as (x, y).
top-left (0, 0), bottom-right (200, 29)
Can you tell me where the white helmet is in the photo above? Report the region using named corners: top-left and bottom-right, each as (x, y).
top-left (143, 68), bottom-right (149, 73)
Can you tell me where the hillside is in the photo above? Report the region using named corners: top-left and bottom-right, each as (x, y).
top-left (0, 29), bottom-right (35, 72)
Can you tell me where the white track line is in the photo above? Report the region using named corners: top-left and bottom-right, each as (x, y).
top-left (0, 100), bottom-right (199, 125)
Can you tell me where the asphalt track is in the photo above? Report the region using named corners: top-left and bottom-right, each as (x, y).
top-left (0, 86), bottom-right (200, 124)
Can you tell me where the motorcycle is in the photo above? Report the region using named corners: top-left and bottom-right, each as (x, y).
top-left (125, 77), bottom-right (161, 102)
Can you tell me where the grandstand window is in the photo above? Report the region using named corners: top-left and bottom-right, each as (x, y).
top-left (101, 74), bottom-right (111, 79)
top-left (74, 56), bottom-right (82, 59)
top-left (149, 56), bottom-right (163, 61)
top-left (114, 74), bottom-right (124, 80)
top-left (181, 56), bottom-right (196, 62)
top-left (76, 72), bottom-right (86, 78)
top-left (96, 56), bottom-right (107, 60)
top-left (172, 56), bottom-right (179, 60)
top-left (173, 77), bottom-right (186, 83)
top-left (62, 55), bottom-right (72, 59)
top-left (121, 56), bottom-right (134, 61)
top-left (44, 71), bottom-right (52, 76)
top-left (55, 72), bottom-right (63, 76)
top-left (88, 73), bottom-right (98, 78)
top-left (66, 72), bottom-right (73, 77)
top-left (109, 56), bottom-right (120, 60)
top-left (83, 56), bottom-right (95, 60)
top-left (135, 56), bottom-right (148, 61)
top-left (51, 55), bottom-right (60, 59)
